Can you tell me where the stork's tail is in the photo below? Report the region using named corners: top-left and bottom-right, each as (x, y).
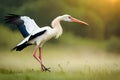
top-left (11, 42), bottom-right (31, 51)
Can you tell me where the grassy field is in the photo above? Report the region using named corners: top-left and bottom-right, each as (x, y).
top-left (0, 41), bottom-right (120, 80)
top-left (0, 27), bottom-right (120, 80)
top-left (0, 70), bottom-right (120, 80)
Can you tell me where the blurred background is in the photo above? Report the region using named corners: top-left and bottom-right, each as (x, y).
top-left (0, 0), bottom-right (120, 40)
top-left (0, 0), bottom-right (120, 79)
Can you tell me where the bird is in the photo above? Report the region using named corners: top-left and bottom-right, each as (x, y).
top-left (5, 14), bottom-right (88, 72)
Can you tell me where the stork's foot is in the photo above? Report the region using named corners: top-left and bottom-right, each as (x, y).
top-left (41, 64), bottom-right (51, 72)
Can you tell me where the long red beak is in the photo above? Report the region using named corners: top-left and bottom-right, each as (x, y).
top-left (70, 17), bottom-right (88, 26)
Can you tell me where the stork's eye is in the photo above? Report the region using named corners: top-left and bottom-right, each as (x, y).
top-left (68, 16), bottom-right (72, 20)
top-left (68, 16), bottom-right (71, 19)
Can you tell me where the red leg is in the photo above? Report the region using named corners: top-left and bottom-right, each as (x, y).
top-left (38, 47), bottom-right (43, 70)
top-left (33, 46), bottom-right (42, 64)
top-left (39, 47), bottom-right (42, 63)
top-left (33, 46), bottom-right (50, 72)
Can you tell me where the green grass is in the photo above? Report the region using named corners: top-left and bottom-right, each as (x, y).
top-left (0, 69), bottom-right (120, 80)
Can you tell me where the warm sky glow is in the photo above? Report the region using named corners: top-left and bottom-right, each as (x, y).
top-left (109, 0), bottom-right (118, 4)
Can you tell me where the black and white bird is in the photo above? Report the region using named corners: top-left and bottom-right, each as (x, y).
top-left (5, 14), bottom-right (88, 72)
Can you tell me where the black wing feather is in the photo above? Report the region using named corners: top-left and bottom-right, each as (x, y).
top-left (29, 30), bottom-right (47, 41)
top-left (12, 30), bottom-right (47, 51)
top-left (5, 14), bottom-right (29, 37)
top-left (4, 14), bottom-right (24, 25)
top-left (11, 41), bottom-right (32, 51)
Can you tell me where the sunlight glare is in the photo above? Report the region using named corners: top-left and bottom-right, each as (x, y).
top-left (109, 0), bottom-right (118, 4)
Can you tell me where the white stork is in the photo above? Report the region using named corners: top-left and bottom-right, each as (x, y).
top-left (5, 14), bottom-right (88, 72)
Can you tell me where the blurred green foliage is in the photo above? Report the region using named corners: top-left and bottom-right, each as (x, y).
top-left (0, 0), bottom-right (120, 40)
top-left (106, 37), bottom-right (120, 53)
top-left (0, 25), bottom-right (22, 50)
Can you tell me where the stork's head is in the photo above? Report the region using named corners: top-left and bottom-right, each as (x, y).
top-left (60, 14), bottom-right (88, 25)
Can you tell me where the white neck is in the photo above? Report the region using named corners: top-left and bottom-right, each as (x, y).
top-left (51, 16), bottom-right (63, 38)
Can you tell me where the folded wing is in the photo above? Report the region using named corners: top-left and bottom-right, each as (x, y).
top-left (12, 30), bottom-right (47, 51)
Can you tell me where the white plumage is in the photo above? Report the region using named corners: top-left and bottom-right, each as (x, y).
top-left (5, 14), bottom-right (88, 72)
top-left (20, 16), bottom-right (40, 34)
